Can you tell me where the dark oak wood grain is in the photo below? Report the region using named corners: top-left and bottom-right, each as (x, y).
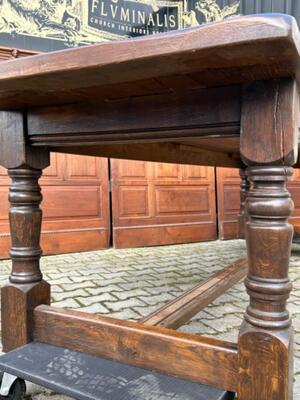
top-left (27, 85), bottom-right (242, 168)
top-left (141, 258), bottom-right (247, 329)
top-left (27, 86), bottom-right (241, 145)
top-left (238, 77), bottom-right (297, 399)
top-left (34, 305), bottom-right (238, 392)
top-left (1, 167), bottom-right (51, 351)
top-left (240, 79), bottom-right (299, 166)
top-left (1, 281), bottom-right (50, 352)
top-left (238, 166), bottom-right (294, 400)
top-left (0, 13), bottom-right (299, 400)
top-left (0, 111), bottom-right (51, 352)
top-left (0, 111), bottom-right (49, 170)
top-left (0, 15), bottom-right (298, 109)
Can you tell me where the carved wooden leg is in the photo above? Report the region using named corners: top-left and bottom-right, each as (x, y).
top-left (238, 166), bottom-right (294, 399)
top-left (238, 168), bottom-right (249, 239)
top-left (0, 112), bottom-right (50, 351)
top-left (238, 78), bottom-right (299, 400)
top-left (1, 167), bottom-right (50, 352)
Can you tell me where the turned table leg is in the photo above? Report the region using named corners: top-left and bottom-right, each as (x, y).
top-left (238, 166), bottom-right (294, 399)
top-left (1, 167), bottom-right (50, 351)
top-left (238, 168), bottom-right (249, 239)
top-left (0, 111), bottom-right (50, 352)
top-left (238, 78), bottom-right (299, 400)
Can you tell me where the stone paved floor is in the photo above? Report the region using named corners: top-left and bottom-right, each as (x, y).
top-left (0, 239), bottom-right (299, 399)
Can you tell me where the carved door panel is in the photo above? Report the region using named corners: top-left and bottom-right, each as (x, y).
top-left (216, 167), bottom-right (240, 240)
top-left (0, 154), bottom-right (110, 259)
top-left (111, 159), bottom-right (217, 248)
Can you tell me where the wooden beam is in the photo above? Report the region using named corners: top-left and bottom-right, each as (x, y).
top-left (141, 258), bottom-right (247, 329)
top-left (34, 305), bottom-right (238, 392)
top-left (27, 86), bottom-right (241, 145)
top-left (52, 141), bottom-right (242, 168)
top-left (240, 79), bottom-right (299, 166)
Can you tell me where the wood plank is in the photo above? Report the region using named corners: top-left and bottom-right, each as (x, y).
top-left (241, 79), bottom-right (299, 166)
top-left (34, 305), bottom-right (238, 392)
top-left (113, 223), bottom-right (217, 249)
top-left (50, 142), bottom-right (242, 168)
top-left (141, 258), bottom-right (247, 329)
top-left (0, 15), bottom-right (299, 108)
top-left (26, 87), bottom-right (239, 168)
top-left (27, 86), bottom-right (241, 142)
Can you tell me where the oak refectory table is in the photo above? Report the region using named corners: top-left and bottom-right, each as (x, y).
top-left (0, 13), bottom-right (299, 400)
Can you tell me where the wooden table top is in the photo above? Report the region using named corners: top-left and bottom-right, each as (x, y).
top-left (0, 13), bottom-right (299, 109)
top-left (0, 13), bottom-right (299, 169)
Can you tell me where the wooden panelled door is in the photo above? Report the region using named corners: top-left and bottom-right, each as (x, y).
top-left (0, 154), bottom-right (110, 258)
top-left (287, 169), bottom-right (300, 226)
top-left (216, 167), bottom-right (300, 240)
top-left (110, 159), bottom-right (217, 248)
top-left (216, 168), bottom-right (241, 240)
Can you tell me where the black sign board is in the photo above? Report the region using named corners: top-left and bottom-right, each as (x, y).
top-left (0, 0), bottom-right (299, 52)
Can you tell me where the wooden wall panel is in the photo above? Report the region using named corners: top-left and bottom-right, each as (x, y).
top-left (111, 159), bottom-right (217, 248)
top-left (287, 169), bottom-right (300, 226)
top-left (216, 168), bottom-right (240, 240)
top-left (41, 154), bottom-right (110, 255)
top-left (0, 165), bottom-right (11, 258)
top-left (216, 167), bottom-right (300, 240)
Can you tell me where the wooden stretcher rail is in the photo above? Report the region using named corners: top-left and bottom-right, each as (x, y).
top-left (34, 305), bottom-right (238, 392)
top-left (141, 258), bottom-right (247, 329)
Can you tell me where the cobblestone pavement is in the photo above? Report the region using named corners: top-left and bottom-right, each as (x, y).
top-left (0, 239), bottom-right (299, 399)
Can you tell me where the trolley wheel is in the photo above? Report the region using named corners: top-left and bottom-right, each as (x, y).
top-left (0, 378), bottom-right (26, 400)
